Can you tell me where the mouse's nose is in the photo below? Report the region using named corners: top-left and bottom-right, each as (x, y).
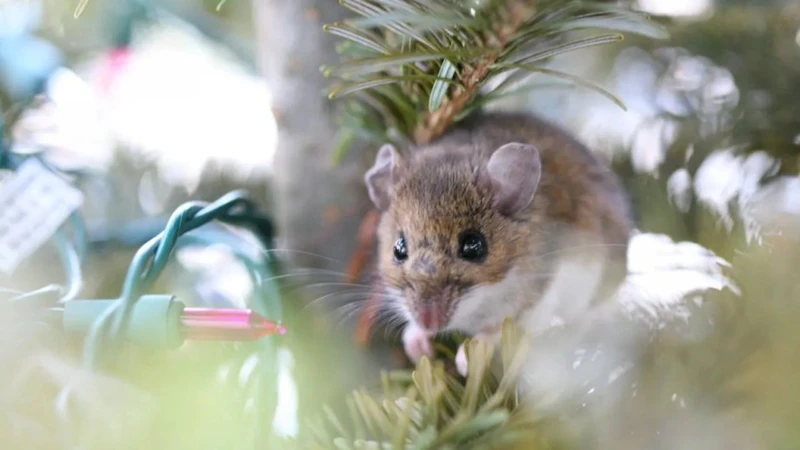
top-left (417, 304), bottom-right (443, 331)
top-left (412, 283), bottom-right (457, 332)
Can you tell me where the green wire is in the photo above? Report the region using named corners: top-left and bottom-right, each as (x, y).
top-left (75, 189), bottom-right (284, 449)
top-left (82, 190), bottom-right (274, 366)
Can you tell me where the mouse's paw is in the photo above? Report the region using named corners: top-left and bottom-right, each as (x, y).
top-left (455, 331), bottom-right (499, 377)
top-left (402, 323), bottom-right (433, 364)
top-left (455, 342), bottom-right (469, 377)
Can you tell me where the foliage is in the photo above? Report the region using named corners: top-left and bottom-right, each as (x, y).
top-left (650, 2), bottom-right (800, 162)
top-left (302, 320), bottom-right (563, 450)
top-left (321, 0), bottom-right (668, 156)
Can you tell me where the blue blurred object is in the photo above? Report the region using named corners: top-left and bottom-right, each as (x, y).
top-left (0, 34), bottom-right (63, 104)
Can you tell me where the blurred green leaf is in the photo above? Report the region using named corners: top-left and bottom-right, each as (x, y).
top-left (429, 59), bottom-right (457, 112)
top-left (559, 14), bottom-right (669, 39)
top-left (325, 52), bottom-right (462, 77)
top-left (492, 63), bottom-right (626, 110)
top-left (447, 409), bottom-right (510, 444)
top-left (508, 33), bottom-right (623, 65)
top-left (324, 23), bottom-right (391, 55)
top-left (347, 13), bottom-right (478, 32)
top-left (328, 74), bottom-right (458, 99)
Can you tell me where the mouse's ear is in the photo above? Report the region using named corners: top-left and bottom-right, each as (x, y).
top-left (365, 143), bottom-right (405, 210)
top-left (482, 142), bottom-right (541, 215)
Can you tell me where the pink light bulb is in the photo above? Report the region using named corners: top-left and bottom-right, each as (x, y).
top-left (181, 308), bottom-right (286, 341)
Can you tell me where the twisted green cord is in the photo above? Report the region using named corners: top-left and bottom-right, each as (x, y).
top-left (81, 189), bottom-right (279, 369)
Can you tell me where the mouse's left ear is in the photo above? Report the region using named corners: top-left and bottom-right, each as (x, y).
top-left (365, 143), bottom-right (405, 211)
top-left (481, 142), bottom-right (542, 216)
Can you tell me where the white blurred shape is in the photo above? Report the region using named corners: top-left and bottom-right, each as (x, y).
top-left (618, 232), bottom-right (739, 325)
top-left (137, 168), bottom-right (178, 216)
top-left (693, 149), bottom-right (745, 232)
top-left (12, 67), bottom-right (115, 171)
top-left (666, 53), bottom-right (707, 92)
top-left (693, 147), bottom-right (800, 244)
top-left (699, 66), bottom-right (739, 115)
top-left (630, 117), bottom-right (679, 175)
top-left (736, 151), bottom-right (780, 244)
top-left (272, 347), bottom-right (299, 438)
top-left (667, 168), bottom-right (692, 213)
top-left (0, 0), bottom-right (41, 37)
top-left (637, 0), bottom-right (713, 18)
top-left (175, 243), bottom-right (253, 309)
top-left (83, 22), bottom-right (277, 192)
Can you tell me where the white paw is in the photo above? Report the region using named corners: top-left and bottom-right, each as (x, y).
top-left (402, 323), bottom-right (433, 364)
top-left (455, 343), bottom-right (468, 377)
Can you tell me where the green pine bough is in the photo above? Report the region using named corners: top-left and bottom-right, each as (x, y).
top-left (303, 320), bottom-right (561, 450)
top-left (313, 0), bottom-right (667, 447)
top-left (322, 0), bottom-right (668, 158)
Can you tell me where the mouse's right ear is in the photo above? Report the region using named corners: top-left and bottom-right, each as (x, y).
top-left (482, 142), bottom-right (542, 216)
top-left (365, 143), bottom-right (405, 211)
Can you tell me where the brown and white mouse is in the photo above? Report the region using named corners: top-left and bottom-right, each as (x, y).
top-left (364, 111), bottom-right (633, 375)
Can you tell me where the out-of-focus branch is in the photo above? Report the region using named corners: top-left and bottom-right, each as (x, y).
top-left (251, 0), bottom-right (374, 273)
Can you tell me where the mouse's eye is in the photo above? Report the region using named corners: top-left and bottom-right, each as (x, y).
top-left (393, 235), bottom-right (408, 262)
top-left (458, 230), bottom-right (488, 263)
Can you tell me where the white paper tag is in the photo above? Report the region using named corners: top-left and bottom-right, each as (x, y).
top-left (0, 158), bottom-right (83, 273)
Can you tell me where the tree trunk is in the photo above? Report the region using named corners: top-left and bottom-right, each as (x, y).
top-left (251, 0), bottom-right (373, 274)
top-left (251, 1), bottom-right (403, 429)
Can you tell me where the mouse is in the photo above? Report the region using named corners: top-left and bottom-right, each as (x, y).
top-left (364, 110), bottom-right (634, 375)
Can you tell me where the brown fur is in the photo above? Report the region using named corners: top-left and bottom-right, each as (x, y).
top-left (375, 111), bottom-right (633, 329)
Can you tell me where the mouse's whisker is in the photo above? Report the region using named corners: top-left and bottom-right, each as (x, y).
top-left (329, 299), bottom-right (370, 322)
top-left (529, 243), bottom-right (628, 262)
top-left (341, 299), bottom-right (368, 325)
top-left (271, 265), bottom-right (349, 277)
top-left (302, 289), bottom-right (374, 311)
top-left (294, 281), bottom-right (373, 294)
top-left (331, 299), bottom-right (378, 331)
top-left (261, 270), bottom-right (349, 291)
top-left (259, 248), bottom-right (346, 266)
top-left (373, 312), bottom-right (400, 340)
top-left (372, 303), bottom-right (409, 341)
top-left (515, 272), bottom-right (556, 281)
top-left (294, 286), bottom-right (374, 306)
top-left (380, 315), bottom-right (408, 342)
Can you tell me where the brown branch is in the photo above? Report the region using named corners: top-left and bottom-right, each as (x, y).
top-left (413, 62), bottom-right (494, 144)
top-left (414, 1), bottom-right (536, 144)
top-left (345, 208), bottom-right (381, 284)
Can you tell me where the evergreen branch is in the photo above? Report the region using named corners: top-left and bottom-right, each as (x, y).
top-left (300, 320), bottom-right (557, 449)
top-left (412, 1), bottom-right (535, 144)
top-left (323, 0), bottom-right (667, 150)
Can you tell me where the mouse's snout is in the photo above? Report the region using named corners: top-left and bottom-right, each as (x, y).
top-left (416, 303), bottom-right (445, 331)
top-left (408, 283), bottom-right (459, 333)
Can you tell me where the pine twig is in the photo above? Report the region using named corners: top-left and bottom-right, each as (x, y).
top-left (414, 1), bottom-right (534, 144)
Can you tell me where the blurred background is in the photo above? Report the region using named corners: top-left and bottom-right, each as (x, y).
top-left (1, 0), bottom-right (800, 449)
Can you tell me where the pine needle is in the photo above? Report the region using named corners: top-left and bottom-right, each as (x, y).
top-left (322, 0), bottom-right (667, 152)
top-left (300, 320), bottom-right (557, 449)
